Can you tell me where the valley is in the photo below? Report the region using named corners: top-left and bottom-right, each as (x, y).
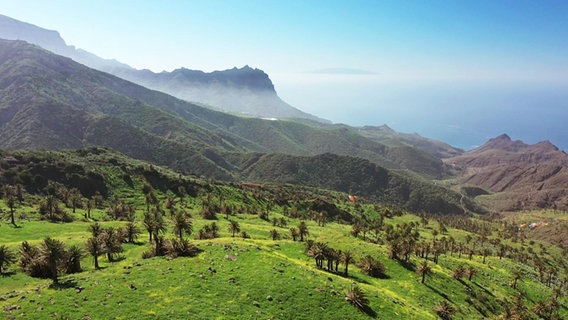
top-left (1, 10), bottom-right (568, 320)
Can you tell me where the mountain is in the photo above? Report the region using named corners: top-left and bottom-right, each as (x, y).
top-left (445, 134), bottom-right (568, 211)
top-left (357, 125), bottom-right (464, 159)
top-left (235, 152), bottom-right (480, 214)
top-left (0, 14), bottom-right (325, 122)
top-left (0, 39), bottom-right (452, 177)
top-left (0, 14), bottom-right (130, 71)
top-left (0, 39), bottom-right (474, 214)
top-left (107, 65), bottom-right (328, 122)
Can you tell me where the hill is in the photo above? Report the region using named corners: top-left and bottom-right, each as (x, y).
top-left (0, 14), bottom-right (326, 123)
top-left (0, 147), bottom-right (566, 319)
top-left (445, 134), bottom-right (568, 211)
top-left (235, 152), bottom-right (480, 214)
top-left (109, 65), bottom-right (328, 122)
top-left (0, 39), bottom-right (471, 215)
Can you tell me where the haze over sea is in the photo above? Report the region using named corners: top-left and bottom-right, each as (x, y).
top-left (276, 76), bottom-right (568, 151)
top-left (2, 0), bottom-right (567, 151)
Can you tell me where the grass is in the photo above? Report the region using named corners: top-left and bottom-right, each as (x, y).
top-left (0, 176), bottom-right (567, 320)
top-left (2, 206), bottom-right (567, 319)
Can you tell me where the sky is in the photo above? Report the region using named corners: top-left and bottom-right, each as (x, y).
top-left (1, 0), bottom-right (568, 149)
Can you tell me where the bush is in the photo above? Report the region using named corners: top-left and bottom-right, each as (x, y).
top-left (433, 300), bottom-right (456, 319)
top-left (345, 285), bottom-right (370, 310)
top-left (165, 239), bottom-right (200, 258)
top-left (358, 255), bottom-right (386, 278)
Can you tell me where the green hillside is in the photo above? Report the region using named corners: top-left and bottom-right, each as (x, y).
top-left (0, 39), bottom-right (452, 179)
top-left (1, 148), bottom-right (566, 319)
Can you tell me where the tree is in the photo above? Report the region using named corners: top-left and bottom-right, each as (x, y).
top-left (432, 300), bottom-right (456, 320)
top-left (465, 266), bottom-right (476, 281)
top-left (481, 247), bottom-right (492, 264)
top-left (88, 222), bottom-right (103, 237)
top-left (307, 241), bottom-right (327, 269)
top-left (511, 268), bottom-right (522, 289)
top-left (358, 255), bottom-right (386, 278)
top-left (65, 245), bottom-right (84, 274)
top-left (289, 227), bottom-right (299, 241)
top-left (86, 236), bottom-right (104, 269)
top-left (228, 220), bottom-right (241, 237)
top-left (123, 222), bottom-right (142, 244)
top-left (342, 250), bottom-right (356, 277)
top-left (151, 209), bottom-right (168, 255)
top-left (93, 191), bottom-right (104, 208)
top-left (143, 211), bottom-right (155, 242)
top-left (85, 198), bottom-right (93, 219)
top-left (68, 188), bottom-right (82, 213)
top-left (0, 245), bottom-right (17, 274)
top-left (452, 265), bottom-right (465, 280)
top-left (39, 237), bottom-right (67, 284)
top-left (172, 211), bottom-right (193, 241)
top-left (3, 185), bottom-right (18, 227)
top-left (39, 195), bottom-right (65, 222)
top-left (269, 229), bottom-right (280, 240)
top-left (345, 285), bottom-right (370, 311)
top-left (297, 221), bottom-right (309, 242)
top-left (102, 227), bottom-right (123, 262)
top-left (416, 260), bottom-right (432, 284)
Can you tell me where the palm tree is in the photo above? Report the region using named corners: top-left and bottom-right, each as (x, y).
top-left (123, 222), bottom-right (142, 244)
top-left (207, 222), bottom-right (220, 238)
top-left (68, 188), bottom-right (82, 213)
top-left (452, 265), bottom-right (465, 280)
top-left (465, 266), bottom-right (476, 281)
top-left (532, 301), bottom-right (547, 318)
top-left (358, 255), bottom-right (386, 278)
top-left (307, 242), bottom-right (327, 269)
top-left (65, 245), bottom-right (84, 274)
top-left (228, 220), bottom-right (241, 237)
top-left (85, 198), bottom-right (93, 219)
top-left (102, 227), bottom-right (123, 262)
top-left (481, 247), bottom-right (492, 264)
top-left (0, 245), bottom-right (17, 274)
top-left (151, 209), bottom-right (168, 254)
top-left (143, 211), bottom-right (155, 242)
top-left (172, 211), bottom-right (193, 241)
top-left (297, 221), bottom-right (309, 242)
top-left (269, 229), bottom-right (280, 240)
top-left (19, 241), bottom-right (38, 274)
top-left (86, 236), bottom-right (104, 269)
top-left (88, 222), bottom-right (103, 237)
top-left (432, 300), bottom-right (456, 320)
top-left (342, 250), bottom-right (355, 277)
top-left (416, 260), bottom-right (432, 284)
top-left (289, 227), bottom-right (299, 241)
top-left (3, 185), bottom-right (17, 227)
top-left (345, 285), bottom-right (370, 310)
top-left (41, 195), bottom-right (60, 221)
top-left (39, 237), bottom-right (67, 284)
top-left (511, 269), bottom-right (522, 289)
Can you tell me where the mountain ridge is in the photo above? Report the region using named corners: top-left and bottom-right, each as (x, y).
top-left (446, 134), bottom-right (568, 211)
top-left (0, 39), bottom-right (473, 214)
top-left (0, 14), bottom-right (326, 123)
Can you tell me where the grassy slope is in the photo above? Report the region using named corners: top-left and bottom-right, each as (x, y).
top-left (1, 201), bottom-right (565, 319)
top-left (0, 149), bottom-right (565, 319)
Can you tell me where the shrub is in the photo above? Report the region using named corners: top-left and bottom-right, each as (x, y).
top-left (358, 255), bottom-right (386, 278)
top-left (433, 300), bottom-right (456, 320)
top-left (345, 285), bottom-right (370, 310)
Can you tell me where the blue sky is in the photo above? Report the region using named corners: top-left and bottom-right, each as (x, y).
top-left (1, 0), bottom-right (568, 149)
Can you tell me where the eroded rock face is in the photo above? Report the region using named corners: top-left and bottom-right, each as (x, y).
top-left (446, 134), bottom-right (568, 211)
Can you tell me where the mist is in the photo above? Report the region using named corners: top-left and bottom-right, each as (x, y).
top-left (274, 74), bottom-right (568, 151)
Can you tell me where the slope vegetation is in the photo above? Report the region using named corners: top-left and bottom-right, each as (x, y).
top-left (0, 149), bottom-right (566, 319)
